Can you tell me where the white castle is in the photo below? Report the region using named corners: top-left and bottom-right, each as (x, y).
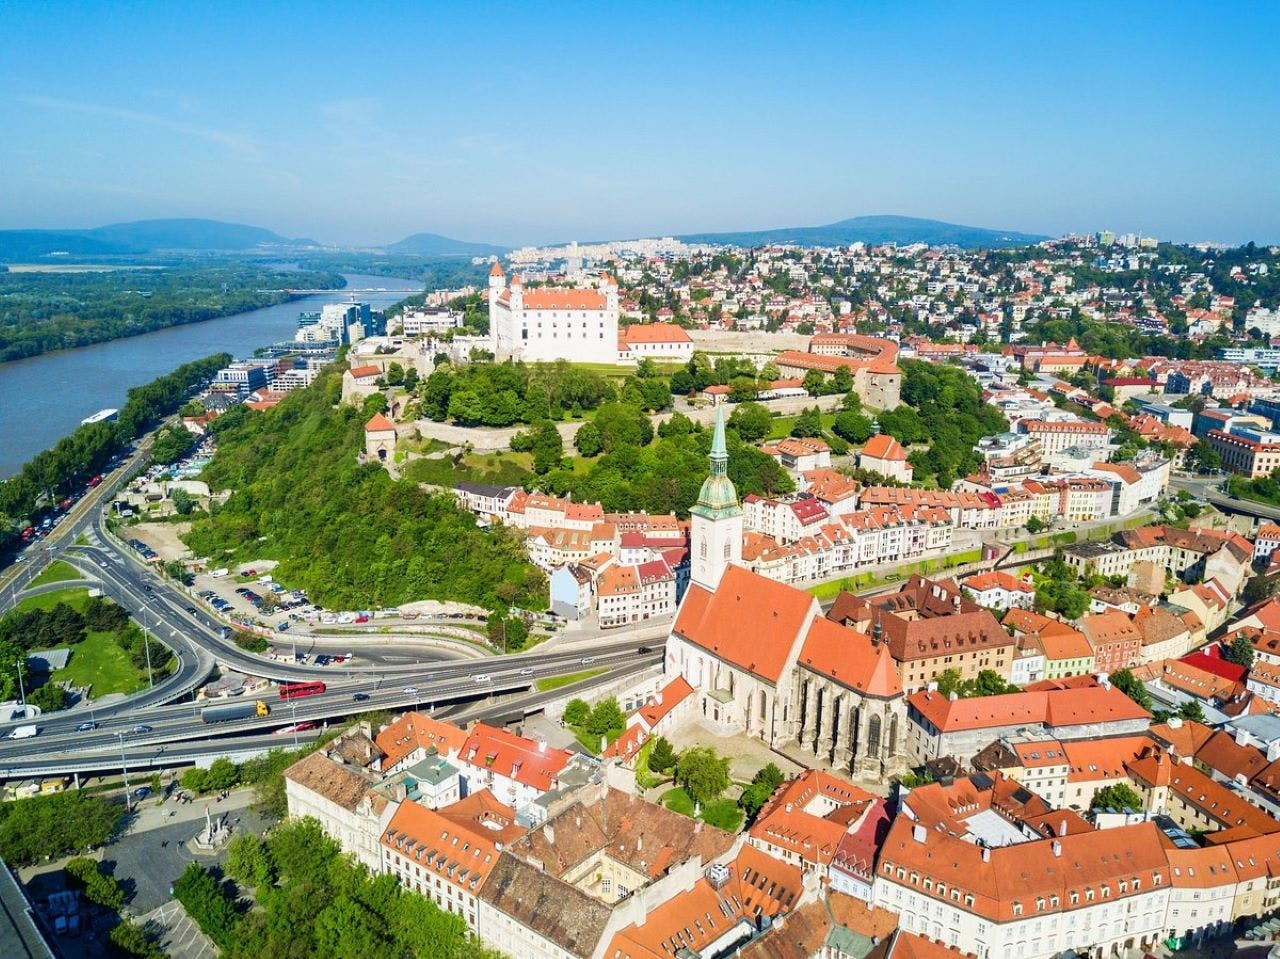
top-left (487, 263), bottom-right (620, 364)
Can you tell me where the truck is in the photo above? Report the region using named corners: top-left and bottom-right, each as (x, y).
top-left (9, 725), bottom-right (39, 740)
top-left (201, 700), bottom-right (270, 724)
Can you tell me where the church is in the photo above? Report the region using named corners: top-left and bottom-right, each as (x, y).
top-left (487, 264), bottom-right (620, 364)
top-left (664, 408), bottom-right (909, 778)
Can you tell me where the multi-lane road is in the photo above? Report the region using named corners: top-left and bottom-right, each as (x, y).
top-left (0, 442), bottom-right (667, 779)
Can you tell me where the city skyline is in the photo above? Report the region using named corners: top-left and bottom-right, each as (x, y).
top-left (2, 1), bottom-right (1278, 246)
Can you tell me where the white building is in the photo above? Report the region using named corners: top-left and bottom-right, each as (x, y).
top-left (488, 264), bottom-right (620, 364)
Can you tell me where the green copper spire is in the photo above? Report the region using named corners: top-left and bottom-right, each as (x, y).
top-left (692, 405), bottom-right (741, 517)
top-left (709, 404), bottom-right (728, 472)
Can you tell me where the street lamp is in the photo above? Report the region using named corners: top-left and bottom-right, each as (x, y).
top-left (13, 660), bottom-right (26, 710)
top-left (290, 701), bottom-right (299, 749)
top-left (116, 731), bottom-right (131, 812)
top-left (142, 607), bottom-right (155, 688)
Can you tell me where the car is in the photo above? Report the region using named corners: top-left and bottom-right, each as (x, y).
top-left (519, 667), bottom-right (535, 677)
top-left (143, 584), bottom-right (152, 591)
top-left (352, 692), bottom-right (370, 702)
top-left (580, 657), bottom-right (595, 665)
top-left (99, 560), bottom-right (108, 568)
top-left (186, 606), bottom-right (197, 614)
top-left (132, 786), bottom-right (151, 799)
top-left (313, 654), bottom-right (329, 666)
top-left (637, 645), bottom-right (654, 654)
top-left (75, 721), bottom-right (98, 732)
top-left (132, 724), bottom-right (152, 734)
top-left (402, 686), bottom-right (419, 695)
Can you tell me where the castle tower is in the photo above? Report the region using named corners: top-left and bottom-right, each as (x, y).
top-left (690, 406), bottom-right (743, 591)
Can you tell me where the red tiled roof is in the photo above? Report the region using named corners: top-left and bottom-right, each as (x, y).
top-left (673, 566), bottom-right (815, 684)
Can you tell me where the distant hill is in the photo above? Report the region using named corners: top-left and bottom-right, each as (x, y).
top-left (385, 232), bottom-right (508, 257)
top-left (0, 218), bottom-right (316, 260)
top-left (677, 214), bottom-right (1048, 250)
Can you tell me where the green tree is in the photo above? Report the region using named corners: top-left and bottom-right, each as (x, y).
top-left (585, 698), bottom-right (626, 738)
top-left (170, 486), bottom-right (196, 515)
top-left (362, 392), bottom-right (389, 418)
top-left (1025, 516), bottom-right (1046, 534)
top-left (832, 411), bottom-right (874, 444)
top-left (0, 791), bottom-right (121, 866)
top-left (1090, 782), bottom-right (1144, 811)
top-left (64, 856), bottom-right (126, 910)
top-left (172, 862), bottom-right (240, 949)
top-left (1227, 633), bottom-right (1257, 669)
top-left (728, 403), bottom-right (772, 443)
top-left (790, 406), bottom-right (824, 438)
top-left (562, 698), bottom-right (589, 726)
top-left (648, 735), bottom-right (676, 773)
top-left (1110, 668), bottom-right (1153, 712)
top-left (574, 421), bottom-right (603, 457)
top-left (109, 919), bottom-right (166, 959)
top-left (676, 746), bottom-right (731, 810)
top-left (1179, 699), bottom-right (1206, 722)
top-left (149, 425), bottom-right (198, 465)
top-left (529, 420), bottom-right (564, 475)
top-left (1243, 574), bottom-right (1278, 608)
top-left (28, 682), bottom-right (67, 713)
top-left (738, 763), bottom-right (786, 818)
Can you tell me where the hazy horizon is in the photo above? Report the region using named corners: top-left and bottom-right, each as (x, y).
top-left (3, 2), bottom-right (1277, 247)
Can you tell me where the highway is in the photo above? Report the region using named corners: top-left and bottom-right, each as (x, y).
top-left (0, 434), bottom-right (669, 781)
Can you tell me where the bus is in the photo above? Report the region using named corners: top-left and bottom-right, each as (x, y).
top-left (278, 681), bottom-right (326, 700)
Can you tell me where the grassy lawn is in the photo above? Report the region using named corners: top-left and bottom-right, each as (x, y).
top-left (29, 561), bottom-right (83, 587)
top-left (404, 451), bottom-right (534, 488)
top-left (767, 411), bottom-right (836, 440)
top-left (12, 587), bottom-right (92, 615)
top-left (536, 667), bottom-right (608, 693)
top-left (659, 787), bottom-right (742, 831)
top-left (52, 630), bottom-right (147, 696)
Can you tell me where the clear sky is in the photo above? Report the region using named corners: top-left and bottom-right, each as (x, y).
top-left (2, 1), bottom-right (1277, 246)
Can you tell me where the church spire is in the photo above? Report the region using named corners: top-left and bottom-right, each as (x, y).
top-left (709, 404), bottom-right (728, 474)
top-left (692, 405), bottom-right (741, 517)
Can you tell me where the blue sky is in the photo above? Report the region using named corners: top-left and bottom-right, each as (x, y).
top-left (1, 1), bottom-right (1277, 246)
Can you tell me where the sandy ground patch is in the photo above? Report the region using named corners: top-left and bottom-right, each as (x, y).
top-left (127, 522), bottom-right (193, 562)
top-left (664, 723), bottom-right (805, 783)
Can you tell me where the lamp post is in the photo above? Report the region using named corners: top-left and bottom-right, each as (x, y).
top-left (116, 731), bottom-right (131, 811)
top-left (143, 607), bottom-right (155, 688)
top-left (14, 660), bottom-right (26, 709)
top-left (290, 701), bottom-right (299, 749)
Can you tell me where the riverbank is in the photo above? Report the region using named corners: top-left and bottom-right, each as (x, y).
top-left (0, 273), bottom-right (420, 478)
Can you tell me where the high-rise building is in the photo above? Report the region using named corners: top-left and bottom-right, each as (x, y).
top-left (689, 406), bottom-right (743, 591)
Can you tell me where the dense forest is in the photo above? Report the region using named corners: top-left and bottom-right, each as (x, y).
top-left (0, 353), bottom-right (229, 532)
top-left (0, 263), bottom-right (342, 362)
top-left (183, 368), bottom-right (545, 611)
top-left (296, 253), bottom-right (488, 290)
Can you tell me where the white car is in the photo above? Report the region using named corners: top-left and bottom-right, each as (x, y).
top-left (402, 686), bottom-right (419, 695)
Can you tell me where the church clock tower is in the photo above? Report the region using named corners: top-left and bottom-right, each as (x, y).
top-left (690, 406), bottom-right (743, 591)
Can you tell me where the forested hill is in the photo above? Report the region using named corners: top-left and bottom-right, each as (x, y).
top-left (183, 368), bottom-right (545, 611)
top-left (678, 214), bottom-right (1047, 250)
top-left (0, 218), bottom-right (313, 260)
top-left (0, 264), bottom-right (343, 363)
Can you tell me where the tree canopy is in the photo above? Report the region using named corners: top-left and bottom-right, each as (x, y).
top-left (184, 367), bottom-right (545, 611)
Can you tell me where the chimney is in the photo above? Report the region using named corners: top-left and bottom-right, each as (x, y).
top-left (948, 692), bottom-right (959, 701)
top-left (1236, 728), bottom-right (1250, 746)
top-left (694, 820), bottom-right (703, 834)
top-left (1059, 819), bottom-right (1067, 837)
top-left (1051, 840), bottom-right (1062, 857)
top-left (981, 845), bottom-right (990, 862)
top-left (544, 824), bottom-right (555, 845)
top-left (636, 835), bottom-right (642, 852)
top-left (1268, 740), bottom-right (1280, 763)
top-left (538, 740), bottom-right (547, 753)
top-left (785, 803), bottom-right (794, 814)
top-left (912, 825), bottom-right (928, 844)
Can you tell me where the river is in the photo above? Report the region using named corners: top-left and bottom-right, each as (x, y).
top-left (0, 274), bottom-right (421, 478)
